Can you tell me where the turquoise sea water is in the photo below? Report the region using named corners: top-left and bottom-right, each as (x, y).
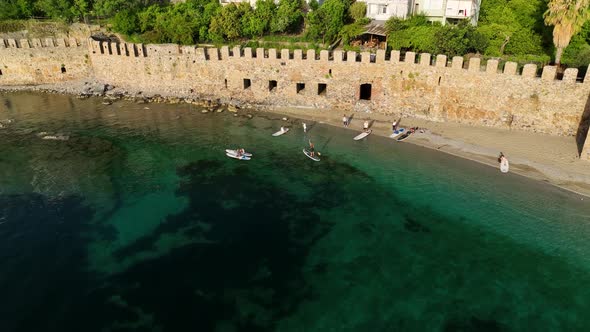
top-left (1, 92), bottom-right (590, 332)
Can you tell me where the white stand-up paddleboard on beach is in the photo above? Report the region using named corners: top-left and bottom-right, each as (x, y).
top-left (226, 152), bottom-right (251, 160)
top-left (226, 149), bottom-right (252, 157)
top-left (500, 158), bottom-right (509, 173)
top-left (389, 128), bottom-right (406, 139)
top-left (303, 149), bottom-right (320, 161)
top-left (272, 128), bottom-right (289, 136)
top-left (354, 130), bottom-right (372, 141)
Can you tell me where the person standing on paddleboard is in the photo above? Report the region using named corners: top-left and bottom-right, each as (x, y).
top-left (309, 139), bottom-right (315, 157)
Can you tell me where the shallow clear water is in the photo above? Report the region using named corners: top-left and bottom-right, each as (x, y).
top-left (1, 93), bottom-right (590, 332)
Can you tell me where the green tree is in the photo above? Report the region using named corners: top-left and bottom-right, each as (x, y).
top-left (349, 1), bottom-right (366, 22)
top-left (544, 0), bottom-right (590, 65)
top-left (35, 0), bottom-right (77, 21)
top-left (305, 0), bottom-right (349, 43)
top-left (209, 3), bottom-right (249, 41)
top-left (242, 0), bottom-right (275, 37)
top-left (111, 9), bottom-right (138, 35)
top-left (71, 0), bottom-right (91, 22)
top-left (270, 0), bottom-right (303, 33)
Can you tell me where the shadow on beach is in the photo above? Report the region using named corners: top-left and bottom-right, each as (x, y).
top-left (576, 95), bottom-right (590, 156)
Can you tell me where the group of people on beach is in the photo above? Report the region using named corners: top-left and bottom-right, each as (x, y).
top-left (342, 113), bottom-right (426, 135)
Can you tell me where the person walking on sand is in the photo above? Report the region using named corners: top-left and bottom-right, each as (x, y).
top-left (363, 120), bottom-right (369, 132)
top-left (392, 120), bottom-right (398, 132)
top-left (343, 115), bottom-right (348, 127)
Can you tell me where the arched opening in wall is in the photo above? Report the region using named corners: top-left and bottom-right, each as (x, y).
top-left (243, 78), bottom-right (251, 89)
top-left (296, 83), bottom-right (305, 94)
top-left (318, 83), bottom-right (327, 96)
top-left (359, 84), bottom-right (372, 100)
top-left (269, 80), bottom-right (277, 92)
top-left (224, 79), bottom-right (228, 88)
top-left (61, 65), bottom-right (66, 74)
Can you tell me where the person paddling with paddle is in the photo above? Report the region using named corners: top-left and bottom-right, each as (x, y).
top-left (309, 139), bottom-right (315, 157)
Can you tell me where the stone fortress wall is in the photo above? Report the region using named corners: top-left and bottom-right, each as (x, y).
top-left (1, 37), bottom-right (590, 159)
top-left (0, 38), bottom-right (91, 84)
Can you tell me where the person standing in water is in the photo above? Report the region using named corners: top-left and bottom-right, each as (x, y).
top-left (343, 115), bottom-right (348, 127)
top-left (363, 120), bottom-right (369, 132)
top-left (303, 123), bottom-right (307, 133)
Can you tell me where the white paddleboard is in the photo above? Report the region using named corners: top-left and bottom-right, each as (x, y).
top-left (272, 128), bottom-right (289, 136)
top-left (226, 152), bottom-right (251, 160)
top-left (303, 149), bottom-right (320, 161)
top-left (389, 128), bottom-right (406, 139)
top-left (226, 149), bottom-right (252, 157)
top-left (500, 158), bottom-right (509, 173)
top-left (354, 130), bottom-right (372, 141)
top-left (396, 132), bottom-right (412, 142)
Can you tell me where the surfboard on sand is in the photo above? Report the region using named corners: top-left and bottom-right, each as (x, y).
top-left (226, 149), bottom-right (252, 157)
top-left (226, 152), bottom-right (251, 160)
top-left (500, 158), bottom-right (509, 173)
top-left (272, 128), bottom-right (289, 136)
top-left (303, 149), bottom-right (320, 161)
top-left (389, 128), bottom-right (406, 139)
top-left (354, 130), bottom-right (372, 141)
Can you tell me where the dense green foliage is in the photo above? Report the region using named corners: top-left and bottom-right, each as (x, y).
top-left (1, 0), bottom-right (589, 69)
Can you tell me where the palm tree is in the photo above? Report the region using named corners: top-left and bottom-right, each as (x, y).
top-left (544, 0), bottom-right (590, 66)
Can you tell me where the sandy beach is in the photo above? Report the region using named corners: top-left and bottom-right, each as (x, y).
top-left (2, 81), bottom-right (590, 197)
top-left (266, 105), bottom-right (590, 198)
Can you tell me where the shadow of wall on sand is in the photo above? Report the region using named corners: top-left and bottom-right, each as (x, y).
top-left (576, 94), bottom-right (590, 156)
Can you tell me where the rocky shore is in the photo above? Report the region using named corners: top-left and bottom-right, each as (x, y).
top-left (2, 80), bottom-right (590, 198)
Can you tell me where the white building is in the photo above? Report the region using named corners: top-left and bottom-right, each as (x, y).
top-left (359, 0), bottom-right (481, 25)
top-left (364, 0), bottom-right (410, 21)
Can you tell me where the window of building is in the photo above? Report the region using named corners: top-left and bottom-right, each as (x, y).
top-left (360, 84), bottom-right (372, 100)
top-left (243, 78), bottom-right (251, 89)
top-left (269, 80), bottom-right (277, 92)
top-left (296, 83), bottom-right (305, 94)
top-left (61, 65), bottom-right (66, 74)
top-left (318, 83), bottom-right (327, 96)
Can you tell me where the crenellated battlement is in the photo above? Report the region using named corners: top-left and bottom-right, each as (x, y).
top-left (87, 39), bottom-right (586, 84)
top-left (3, 37), bottom-right (590, 154)
top-left (0, 38), bottom-right (84, 49)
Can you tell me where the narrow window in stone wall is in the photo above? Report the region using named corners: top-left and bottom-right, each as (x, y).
top-left (360, 84), bottom-right (372, 100)
top-left (329, 69), bottom-right (332, 76)
top-left (269, 80), bottom-right (277, 92)
top-left (225, 79), bottom-right (228, 88)
top-left (296, 83), bottom-right (305, 94)
top-left (318, 83), bottom-right (327, 96)
top-left (0, 69), bottom-right (3, 76)
top-left (61, 65), bottom-right (66, 74)
top-left (438, 76), bottom-right (441, 86)
top-left (243, 79), bottom-right (251, 89)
